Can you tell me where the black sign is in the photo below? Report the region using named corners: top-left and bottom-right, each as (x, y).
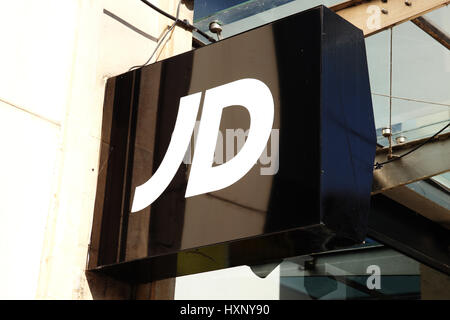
top-left (89, 5), bottom-right (376, 283)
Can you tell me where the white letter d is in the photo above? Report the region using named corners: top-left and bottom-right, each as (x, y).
top-left (186, 78), bottom-right (274, 197)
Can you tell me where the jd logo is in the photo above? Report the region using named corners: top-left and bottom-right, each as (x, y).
top-left (131, 78), bottom-right (275, 212)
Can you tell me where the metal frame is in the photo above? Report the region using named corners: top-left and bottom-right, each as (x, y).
top-left (372, 132), bottom-right (450, 194)
top-left (411, 16), bottom-right (450, 50)
top-left (334, 1), bottom-right (450, 233)
top-left (382, 184), bottom-right (450, 229)
top-left (332, 0), bottom-right (450, 37)
top-left (369, 194), bottom-right (450, 275)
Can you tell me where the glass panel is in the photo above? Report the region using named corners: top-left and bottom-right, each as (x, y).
top-left (406, 178), bottom-right (450, 211)
top-left (194, 0), bottom-right (343, 39)
top-left (366, 22), bottom-right (450, 146)
top-left (365, 30), bottom-right (390, 96)
top-left (175, 243), bottom-right (450, 299)
top-left (372, 95), bottom-right (390, 143)
top-left (195, 2), bottom-right (450, 145)
top-left (431, 172), bottom-right (450, 191)
top-left (389, 98), bottom-right (449, 144)
top-left (194, 0), bottom-right (251, 21)
top-left (279, 246), bottom-right (421, 300)
top-left (423, 5), bottom-right (450, 34)
top-left (393, 21), bottom-right (450, 106)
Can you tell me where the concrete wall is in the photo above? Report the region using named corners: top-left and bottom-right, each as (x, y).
top-left (0, 0), bottom-right (192, 299)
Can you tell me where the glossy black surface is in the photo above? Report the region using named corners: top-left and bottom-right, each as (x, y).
top-left (90, 6), bottom-right (376, 282)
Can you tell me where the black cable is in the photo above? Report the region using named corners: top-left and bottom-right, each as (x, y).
top-left (374, 121), bottom-right (450, 170)
top-left (140, 0), bottom-right (217, 43)
top-left (141, 0), bottom-right (178, 21)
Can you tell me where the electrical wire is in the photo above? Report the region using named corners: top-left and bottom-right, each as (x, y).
top-left (141, 0), bottom-right (179, 21)
top-left (128, 22), bottom-right (177, 71)
top-left (129, 0), bottom-right (218, 71)
top-left (140, 0), bottom-right (217, 43)
top-left (128, 0), bottom-right (183, 71)
top-left (374, 121), bottom-right (450, 170)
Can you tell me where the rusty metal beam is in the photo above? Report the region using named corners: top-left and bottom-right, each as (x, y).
top-left (372, 131), bottom-right (450, 194)
top-left (369, 193), bottom-right (450, 275)
top-left (411, 16), bottom-right (450, 50)
top-left (383, 185), bottom-right (450, 229)
top-left (331, 0), bottom-right (450, 37)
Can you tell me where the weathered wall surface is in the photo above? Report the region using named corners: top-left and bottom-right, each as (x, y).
top-left (0, 0), bottom-right (192, 299)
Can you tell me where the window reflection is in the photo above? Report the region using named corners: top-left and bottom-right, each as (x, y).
top-left (175, 241), bottom-right (449, 299)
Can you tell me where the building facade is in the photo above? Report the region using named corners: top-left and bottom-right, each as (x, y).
top-left (0, 0), bottom-right (448, 300)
